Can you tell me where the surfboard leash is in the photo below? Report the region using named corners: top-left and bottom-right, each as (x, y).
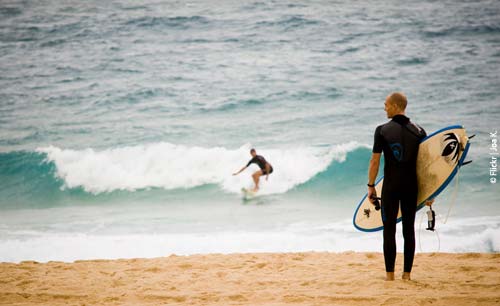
top-left (418, 135), bottom-right (470, 252)
top-left (440, 166), bottom-right (460, 225)
top-left (418, 207), bottom-right (441, 253)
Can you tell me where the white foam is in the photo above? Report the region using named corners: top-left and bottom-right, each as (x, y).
top-left (2, 216), bottom-right (498, 263)
top-left (0, 228), bottom-right (381, 263)
top-left (37, 141), bottom-right (367, 194)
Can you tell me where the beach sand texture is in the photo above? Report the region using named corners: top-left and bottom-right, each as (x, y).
top-left (1, 252), bottom-right (499, 305)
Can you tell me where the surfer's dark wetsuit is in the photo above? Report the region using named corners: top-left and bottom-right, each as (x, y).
top-left (247, 155), bottom-right (273, 175)
top-left (373, 114), bottom-right (426, 273)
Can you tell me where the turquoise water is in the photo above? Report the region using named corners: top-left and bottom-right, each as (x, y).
top-left (0, 0), bottom-right (499, 262)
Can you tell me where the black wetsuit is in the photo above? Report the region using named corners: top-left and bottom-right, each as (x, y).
top-left (247, 155), bottom-right (273, 174)
top-left (373, 114), bottom-right (426, 273)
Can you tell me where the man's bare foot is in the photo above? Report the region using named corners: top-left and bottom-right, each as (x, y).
top-left (402, 272), bottom-right (411, 280)
top-left (252, 187), bottom-right (259, 192)
top-left (385, 272), bottom-right (395, 281)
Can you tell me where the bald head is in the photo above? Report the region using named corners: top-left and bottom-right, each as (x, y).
top-left (384, 92), bottom-right (407, 118)
top-left (387, 92), bottom-right (407, 111)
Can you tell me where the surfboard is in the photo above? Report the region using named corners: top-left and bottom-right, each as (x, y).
top-left (241, 187), bottom-right (257, 200)
top-left (353, 125), bottom-right (472, 232)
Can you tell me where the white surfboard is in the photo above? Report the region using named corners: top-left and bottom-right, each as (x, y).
top-left (353, 125), bottom-right (472, 232)
top-left (241, 187), bottom-right (257, 200)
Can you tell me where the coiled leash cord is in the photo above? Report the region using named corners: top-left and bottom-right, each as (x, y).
top-left (418, 167), bottom-right (460, 253)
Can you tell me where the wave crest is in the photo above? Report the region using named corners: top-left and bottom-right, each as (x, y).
top-left (37, 142), bottom-right (368, 195)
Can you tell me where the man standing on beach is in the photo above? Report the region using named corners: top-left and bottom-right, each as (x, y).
top-left (367, 92), bottom-right (429, 281)
top-left (233, 148), bottom-right (273, 192)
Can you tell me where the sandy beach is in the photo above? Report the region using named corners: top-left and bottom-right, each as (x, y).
top-left (1, 252), bottom-right (499, 305)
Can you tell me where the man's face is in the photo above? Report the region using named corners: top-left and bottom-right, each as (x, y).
top-left (384, 98), bottom-right (396, 118)
top-left (251, 151), bottom-right (256, 157)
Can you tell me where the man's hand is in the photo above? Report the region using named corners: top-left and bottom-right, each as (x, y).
top-left (233, 166), bottom-right (246, 176)
top-left (367, 186), bottom-right (377, 204)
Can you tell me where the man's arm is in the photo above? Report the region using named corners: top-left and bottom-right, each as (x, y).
top-left (265, 163), bottom-right (270, 180)
top-left (367, 153), bottom-right (381, 203)
top-left (233, 165), bottom-right (247, 176)
top-left (234, 158), bottom-right (254, 175)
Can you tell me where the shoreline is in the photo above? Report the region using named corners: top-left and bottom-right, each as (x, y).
top-left (1, 251), bottom-right (499, 305)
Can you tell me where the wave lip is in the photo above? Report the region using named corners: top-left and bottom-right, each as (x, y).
top-left (37, 141), bottom-right (368, 195)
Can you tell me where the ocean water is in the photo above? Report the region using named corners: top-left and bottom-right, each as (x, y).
top-left (1, 0), bottom-right (499, 262)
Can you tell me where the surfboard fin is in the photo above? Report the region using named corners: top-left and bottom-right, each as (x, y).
top-left (460, 134), bottom-right (474, 151)
top-left (460, 160), bottom-right (473, 166)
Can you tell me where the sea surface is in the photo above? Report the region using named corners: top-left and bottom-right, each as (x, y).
top-left (1, 0), bottom-right (499, 262)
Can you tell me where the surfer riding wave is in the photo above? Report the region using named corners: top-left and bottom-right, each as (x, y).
top-left (233, 148), bottom-right (273, 192)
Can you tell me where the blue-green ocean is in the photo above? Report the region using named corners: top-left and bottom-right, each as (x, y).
top-left (1, 0), bottom-right (499, 262)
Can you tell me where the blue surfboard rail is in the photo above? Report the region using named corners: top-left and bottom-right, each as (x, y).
top-left (353, 125), bottom-right (470, 232)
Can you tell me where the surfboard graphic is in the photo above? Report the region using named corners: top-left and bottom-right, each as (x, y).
top-left (353, 125), bottom-right (472, 232)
